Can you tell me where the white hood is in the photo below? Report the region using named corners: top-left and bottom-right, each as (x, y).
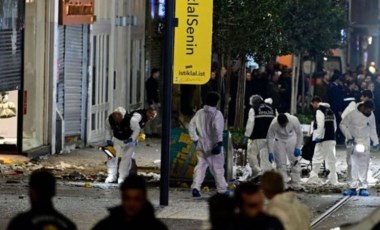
top-left (203, 105), bottom-right (217, 113)
top-left (318, 102), bottom-right (331, 108)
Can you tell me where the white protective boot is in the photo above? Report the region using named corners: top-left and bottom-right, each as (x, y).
top-left (325, 162), bottom-right (340, 186)
top-left (105, 157), bottom-right (118, 183)
top-left (117, 145), bottom-right (135, 184)
top-left (306, 163), bottom-right (323, 185)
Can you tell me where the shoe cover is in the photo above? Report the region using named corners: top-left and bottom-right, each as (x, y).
top-left (359, 189), bottom-right (369, 196)
top-left (343, 188), bottom-right (357, 196)
top-left (192, 188), bottom-right (201, 197)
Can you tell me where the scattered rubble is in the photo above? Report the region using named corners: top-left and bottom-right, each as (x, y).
top-left (138, 172), bottom-right (160, 182)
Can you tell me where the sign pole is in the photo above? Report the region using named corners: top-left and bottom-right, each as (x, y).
top-left (160, 0), bottom-right (175, 206)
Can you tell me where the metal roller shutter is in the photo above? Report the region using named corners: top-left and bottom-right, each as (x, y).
top-left (64, 25), bottom-right (84, 136)
top-left (57, 26), bottom-right (65, 115)
top-left (57, 25), bottom-right (87, 139)
top-left (0, 0), bottom-right (24, 92)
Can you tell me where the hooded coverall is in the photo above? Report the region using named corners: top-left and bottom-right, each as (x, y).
top-left (267, 114), bottom-right (303, 188)
top-left (341, 101), bottom-right (362, 181)
top-left (308, 103), bottom-right (338, 185)
top-left (188, 105), bottom-right (228, 194)
top-left (340, 108), bottom-right (378, 189)
top-left (105, 109), bottom-right (145, 184)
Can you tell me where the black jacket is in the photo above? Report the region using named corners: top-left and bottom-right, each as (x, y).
top-left (7, 203), bottom-right (77, 230)
top-left (108, 110), bottom-right (149, 141)
top-left (146, 76), bottom-right (160, 105)
top-left (92, 203), bottom-right (167, 230)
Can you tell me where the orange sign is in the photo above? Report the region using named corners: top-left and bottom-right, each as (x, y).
top-left (59, 0), bottom-right (96, 25)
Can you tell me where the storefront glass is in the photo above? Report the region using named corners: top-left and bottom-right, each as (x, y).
top-left (23, 0), bottom-right (44, 151)
top-left (0, 90), bottom-right (18, 151)
top-left (0, 0), bottom-right (24, 153)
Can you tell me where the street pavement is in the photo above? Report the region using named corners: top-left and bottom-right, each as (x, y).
top-left (2, 139), bottom-right (380, 229)
top-left (1, 178), bottom-right (380, 230)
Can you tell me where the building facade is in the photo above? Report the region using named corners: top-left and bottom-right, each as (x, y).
top-left (349, 0), bottom-right (380, 68)
top-left (0, 0), bottom-right (147, 155)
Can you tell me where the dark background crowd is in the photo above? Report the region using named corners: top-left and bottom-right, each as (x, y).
top-left (191, 62), bottom-right (380, 141)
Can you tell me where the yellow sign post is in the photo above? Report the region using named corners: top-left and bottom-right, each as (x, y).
top-left (173, 0), bottom-right (213, 85)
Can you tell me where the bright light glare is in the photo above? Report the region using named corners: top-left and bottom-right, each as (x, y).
top-left (355, 144), bottom-right (366, 153)
top-left (369, 66), bottom-right (376, 74)
top-left (368, 36), bottom-right (373, 45)
top-left (330, 228), bottom-right (341, 230)
top-left (323, 57), bottom-right (328, 61)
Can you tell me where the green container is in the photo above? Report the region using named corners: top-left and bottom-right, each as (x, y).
top-left (169, 128), bottom-right (233, 182)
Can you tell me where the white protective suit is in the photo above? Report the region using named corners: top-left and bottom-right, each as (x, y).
top-left (267, 114), bottom-right (303, 188)
top-left (308, 103), bottom-right (338, 185)
top-left (340, 108), bottom-right (379, 189)
top-left (245, 107), bottom-right (274, 175)
top-left (105, 108), bottom-right (143, 184)
top-left (341, 101), bottom-right (363, 182)
top-left (188, 105), bottom-right (228, 193)
top-left (265, 192), bottom-right (311, 230)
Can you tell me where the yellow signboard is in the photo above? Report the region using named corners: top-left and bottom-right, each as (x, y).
top-left (173, 0), bottom-right (213, 85)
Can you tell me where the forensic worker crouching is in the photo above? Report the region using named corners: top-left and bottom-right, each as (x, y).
top-left (104, 107), bottom-right (157, 184)
top-left (267, 113), bottom-right (304, 191)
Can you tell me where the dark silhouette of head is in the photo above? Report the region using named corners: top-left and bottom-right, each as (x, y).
top-left (261, 171), bottom-right (284, 200)
top-left (359, 100), bottom-right (375, 117)
top-left (277, 114), bottom-right (289, 128)
top-left (360, 90), bottom-right (373, 101)
top-left (151, 68), bottom-right (160, 79)
top-left (208, 193), bottom-right (235, 230)
top-left (29, 170), bottom-right (56, 204)
top-left (120, 175), bottom-right (148, 218)
top-left (310, 96), bottom-right (322, 110)
top-left (235, 182), bottom-right (264, 218)
top-left (205, 92), bottom-right (220, 107)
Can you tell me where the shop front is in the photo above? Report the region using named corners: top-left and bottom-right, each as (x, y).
top-left (0, 0), bottom-right (24, 153)
top-left (0, 0), bottom-right (53, 155)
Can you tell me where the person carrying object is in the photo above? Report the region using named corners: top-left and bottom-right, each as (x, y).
top-left (104, 107), bottom-right (157, 184)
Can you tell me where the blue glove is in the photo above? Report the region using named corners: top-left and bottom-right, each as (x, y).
top-left (193, 141), bottom-right (198, 147)
top-left (124, 138), bottom-right (137, 146)
top-left (269, 153), bottom-right (275, 163)
top-left (211, 142), bottom-right (223, 155)
top-left (314, 137), bottom-right (322, 143)
top-left (346, 138), bottom-right (355, 145)
top-left (106, 140), bottom-right (113, 146)
top-left (294, 148), bottom-right (302, 157)
top-left (244, 136), bottom-right (249, 145)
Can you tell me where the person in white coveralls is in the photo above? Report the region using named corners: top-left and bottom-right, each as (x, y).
top-left (189, 92), bottom-right (228, 197)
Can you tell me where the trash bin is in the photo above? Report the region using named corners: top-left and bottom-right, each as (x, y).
top-left (169, 128), bottom-right (233, 182)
